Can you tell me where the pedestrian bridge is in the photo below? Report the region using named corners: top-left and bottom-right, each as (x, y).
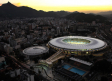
top-left (39, 50), bottom-right (65, 67)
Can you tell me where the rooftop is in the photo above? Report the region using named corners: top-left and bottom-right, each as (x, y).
top-left (23, 46), bottom-right (49, 56)
top-left (48, 36), bottom-right (107, 51)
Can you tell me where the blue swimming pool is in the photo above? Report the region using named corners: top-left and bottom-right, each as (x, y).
top-left (62, 64), bottom-right (86, 76)
top-left (62, 64), bottom-right (71, 69)
top-left (70, 67), bottom-right (86, 75)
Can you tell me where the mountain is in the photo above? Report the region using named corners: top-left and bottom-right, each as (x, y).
top-left (66, 12), bottom-right (106, 23)
top-left (0, 2), bottom-right (59, 19)
top-left (55, 11), bottom-right (71, 17)
top-left (97, 11), bottom-right (112, 15)
top-left (97, 11), bottom-right (112, 19)
top-left (0, 2), bottom-right (108, 21)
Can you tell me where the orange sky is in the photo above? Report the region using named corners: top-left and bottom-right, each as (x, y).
top-left (32, 5), bottom-right (112, 13)
top-left (1, 0), bottom-right (112, 13)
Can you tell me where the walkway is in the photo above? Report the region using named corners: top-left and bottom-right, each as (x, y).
top-left (46, 50), bottom-right (64, 65)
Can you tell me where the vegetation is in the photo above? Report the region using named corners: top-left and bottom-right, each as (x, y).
top-left (91, 59), bottom-right (111, 73)
top-left (66, 12), bottom-right (106, 23)
top-left (0, 2), bottom-right (107, 22)
top-left (0, 2), bottom-right (59, 19)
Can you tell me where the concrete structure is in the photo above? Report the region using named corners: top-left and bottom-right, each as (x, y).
top-left (23, 46), bottom-right (49, 58)
top-left (41, 36), bottom-right (108, 68)
top-left (48, 36), bottom-right (107, 56)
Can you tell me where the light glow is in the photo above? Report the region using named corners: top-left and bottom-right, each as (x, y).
top-left (63, 38), bottom-right (90, 44)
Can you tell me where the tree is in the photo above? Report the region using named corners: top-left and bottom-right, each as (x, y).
top-left (1, 61), bottom-right (5, 68)
top-left (94, 59), bottom-right (111, 73)
top-left (80, 79), bottom-right (85, 81)
top-left (101, 76), bottom-right (108, 81)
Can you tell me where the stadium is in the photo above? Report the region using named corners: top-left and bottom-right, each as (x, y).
top-left (23, 46), bottom-right (49, 58)
top-left (47, 36), bottom-right (108, 56)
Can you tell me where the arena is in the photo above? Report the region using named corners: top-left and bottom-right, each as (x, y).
top-left (48, 36), bottom-right (108, 56)
top-left (23, 46), bottom-right (49, 58)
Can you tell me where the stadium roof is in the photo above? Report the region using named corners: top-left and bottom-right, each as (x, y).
top-left (70, 57), bottom-right (92, 66)
top-left (23, 46), bottom-right (49, 56)
top-left (48, 36), bottom-right (107, 51)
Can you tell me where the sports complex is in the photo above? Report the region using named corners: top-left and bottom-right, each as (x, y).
top-left (35, 36), bottom-right (109, 80)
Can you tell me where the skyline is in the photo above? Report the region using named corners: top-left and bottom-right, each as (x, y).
top-left (0, 0), bottom-right (112, 13)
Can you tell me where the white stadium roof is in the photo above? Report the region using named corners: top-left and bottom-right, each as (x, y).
top-left (70, 57), bottom-right (92, 66)
top-left (23, 46), bottom-right (49, 56)
top-left (48, 36), bottom-right (107, 51)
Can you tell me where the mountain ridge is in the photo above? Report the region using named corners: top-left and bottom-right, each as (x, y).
top-left (0, 2), bottom-right (59, 19)
top-left (66, 12), bottom-right (106, 23)
top-left (0, 2), bottom-right (109, 21)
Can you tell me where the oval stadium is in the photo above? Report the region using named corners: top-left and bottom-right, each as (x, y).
top-left (23, 46), bottom-right (49, 58)
top-left (47, 36), bottom-right (108, 56)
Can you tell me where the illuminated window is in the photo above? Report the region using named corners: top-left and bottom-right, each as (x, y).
top-left (71, 52), bottom-right (74, 53)
top-left (68, 51), bottom-right (70, 54)
top-left (65, 51), bottom-right (67, 53)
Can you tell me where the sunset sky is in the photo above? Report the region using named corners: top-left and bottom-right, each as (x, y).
top-left (0, 0), bottom-right (112, 13)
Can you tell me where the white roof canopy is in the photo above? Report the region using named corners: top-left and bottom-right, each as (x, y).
top-left (70, 57), bottom-right (92, 66)
top-left (49, 36), bottom-right (107, 51)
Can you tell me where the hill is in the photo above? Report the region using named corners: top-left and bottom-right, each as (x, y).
top-left (0, 2), bottom-right (108, 21)
top-left (0, 2), bottom-right (59, 19)
top-left (97, 11), bottom-right (112, 19)
top-left (97, 11), bottom-right (112, 15)
top-left (55, 11), bottom-right (71, 17)
top-left (66, 12), bottom-right (106, 23)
